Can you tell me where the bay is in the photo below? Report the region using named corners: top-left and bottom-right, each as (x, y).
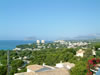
top-left (0, 40), bottom-right (34, 50)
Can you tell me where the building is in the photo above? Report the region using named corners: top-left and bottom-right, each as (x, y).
top-left (36, 68), bottom-right (69, 75)
top-left (76, 49), bottom-right (85, 57)
top-left (13, 48), bottom-right (21, 51)
top-left (15, 72), bottom-right (35, 75)
top-left (36, 40), bottom-right (40, 45)
top-left (15, 68), bottom-right (69, 75)
top-left (56, 61), bottom-right (75, 70)
top-left (15, 63), bottom-right (71, 75)
top-left (41, 40), bottom-right (45, 44)
top-left (27, 65), bottom-right (43, 72)
top-left (92, 49), bottom-right (96, 56)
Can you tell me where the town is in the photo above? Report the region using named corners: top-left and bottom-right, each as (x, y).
top-left (13, 40), bottom-right (90, 51)
top-left (0, 40), bottom-right (99, 75)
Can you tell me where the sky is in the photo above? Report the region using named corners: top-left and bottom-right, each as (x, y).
top-left (0, 0), bottom-right (100, 40)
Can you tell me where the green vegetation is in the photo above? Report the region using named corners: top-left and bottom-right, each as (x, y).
top-left (0, 66), bottom-right (7, 75)
top-left (16, 44), bottom-right (37, 49)
top-left (0, 42), bottom-right (100, 75)
top-left (92, 42), bottom-right (100, 50)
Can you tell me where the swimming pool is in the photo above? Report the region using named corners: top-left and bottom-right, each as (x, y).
top-left (96, 68), bottom-right (100, 75)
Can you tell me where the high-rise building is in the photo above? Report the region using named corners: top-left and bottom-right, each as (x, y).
top-left (41, 40), bottom-right (45, 44)
top-left (36, 40), bottom-right (40, 44)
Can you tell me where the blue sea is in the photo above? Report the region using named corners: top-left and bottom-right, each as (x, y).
top-left (0, 40), bottom-right (34, 50)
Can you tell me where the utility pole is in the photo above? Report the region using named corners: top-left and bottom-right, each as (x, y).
top-left (7, 50), bottom-right (10, 75)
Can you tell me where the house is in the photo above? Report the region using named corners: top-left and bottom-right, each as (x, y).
top-left (92, 49), bottom-right (96, 56)
top-left (15, 63), bottom-right (70, 75)
top-left (15, 72), bottom-right (35, 75)
top-left (15, 68), bottom-right (69, 75)
top-left (27, 65), bottom-right (43, 72)
top-left (36, 68), bottom-right (69, 75)
top-left (56, 61), bottom-right (75, 70)
top-left (76, 49), bottom-right (85, 57)
top-left (13, 48), bottom-right (21, 51)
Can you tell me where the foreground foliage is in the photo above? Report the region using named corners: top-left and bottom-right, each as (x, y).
top-left (0, 42), bottom-right (100, 75)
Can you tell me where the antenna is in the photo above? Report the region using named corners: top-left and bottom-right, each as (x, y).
top-left (7, 50), bottom-right (10, 75)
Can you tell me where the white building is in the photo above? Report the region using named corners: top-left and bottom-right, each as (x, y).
top-left (41, 40), bottom-right (45, 44)
top-left (92, 49), bottom-right (96, 56)
top-left (23, 56), bottom-right (28, 60)
top-left (56, 61), bottom-right (75, 70)
top-left (56, 61), bottom-right (63, 68)
top-left (27, 65), bottom-right (43, 72)
top-left (36, 40), bottom-right (40, 45)
top-left (15, 63), bottom-right (70, 75)
top-left (13, 48), bottom-right (21, 51)
top-left (76, 49), bottom-right (85, 57)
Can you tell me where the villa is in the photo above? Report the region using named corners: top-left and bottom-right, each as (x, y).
top-left (76, 49), bottom-right (85, 57)
top-left (14, 62), bottom-right (74, 75)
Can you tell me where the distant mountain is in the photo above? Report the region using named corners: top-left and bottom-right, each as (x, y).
top-left (24, 37), bottom-right (37, 40)
top-left (56, 37), bottom-right (72, 40)
top-left (74, 33), bottom-right (100, 40)
top-left (24, 34), bottom-right (100, 41)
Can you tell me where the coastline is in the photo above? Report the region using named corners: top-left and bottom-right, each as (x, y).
top-left (0, 40), bottom-right (34, 50)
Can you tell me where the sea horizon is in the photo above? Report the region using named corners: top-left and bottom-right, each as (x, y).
top-left (0, 40), bottom-right (53, 50)
top-left (0, 40), bottom-right (35, 50)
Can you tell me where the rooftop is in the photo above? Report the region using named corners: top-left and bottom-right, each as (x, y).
top-left (27, 65), bottom-right (43, 71)
top-left (15, 72), bottom-right (35, 75)
top-left (37, 68), bottom-right (70, 75)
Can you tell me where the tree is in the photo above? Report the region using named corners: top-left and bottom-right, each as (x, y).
top-left (71, 61), bottom-right (87, 75)
top-left (0, 66), bottom-right (7, 75)
top-left (84, 49), bottom-right (92, 57)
